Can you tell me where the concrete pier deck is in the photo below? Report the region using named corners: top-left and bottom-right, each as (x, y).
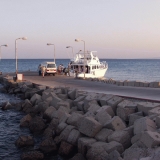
top-left (6, 71), bottom-right (160, 102)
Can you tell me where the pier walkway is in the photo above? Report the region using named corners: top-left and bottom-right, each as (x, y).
top-left (14, 71), bottom-right (160, 102)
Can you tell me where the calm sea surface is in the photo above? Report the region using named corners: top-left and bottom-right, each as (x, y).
top-left (0, 59), bottom-right (160, 82)
top-left (0, 59), bottom-right (160, 159)
top-left (0, 86), bottom-right (65, 160)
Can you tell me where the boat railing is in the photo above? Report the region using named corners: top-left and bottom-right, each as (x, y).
top-left (73, 58), bottom-right (91, 64)
top-left (99, 61), bottom-right (108, 69)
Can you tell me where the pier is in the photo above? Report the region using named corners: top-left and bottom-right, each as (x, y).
top-left (10, 71), bottom-right (160, 102)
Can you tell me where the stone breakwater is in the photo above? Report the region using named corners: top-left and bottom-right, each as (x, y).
top-left (84, 77), bottom-right (160, 88)
top-left (1, 77), bottom-right (160, 160)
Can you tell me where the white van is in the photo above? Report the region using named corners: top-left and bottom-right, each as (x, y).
top-left (43, 62), bottom-right (57, 76)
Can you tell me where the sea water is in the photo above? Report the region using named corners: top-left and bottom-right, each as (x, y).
top-left (0, 85), bottom-right (65, 160)
top-left (0, 59), bottom-right (160, 159)
top-left (0, 59), bottom-right (160, 82)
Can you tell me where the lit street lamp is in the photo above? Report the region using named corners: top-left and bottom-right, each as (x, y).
top-left (47, 43), bottom-right (55, 63)
top-left (0, 44), bottom-right (8, 60)
top-left (15, 37), bottom-right (27, 74)
top-left (75, 39), bottom-right (86, 79)
top-left (66, 46), bottom-right (74, 58)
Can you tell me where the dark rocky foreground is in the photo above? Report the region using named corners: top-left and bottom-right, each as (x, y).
top-left (0, 77), bottom-right (160, 160)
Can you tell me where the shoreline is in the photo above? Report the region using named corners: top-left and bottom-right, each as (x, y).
top-left (0, 76), bottom-right (160, 159)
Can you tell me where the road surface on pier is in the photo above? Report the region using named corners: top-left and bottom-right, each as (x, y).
top-left (16, 71), bottom-right (160, 102)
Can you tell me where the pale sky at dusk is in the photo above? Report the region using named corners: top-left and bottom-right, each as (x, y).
top-left (1, 0), bottom-right (160, 59)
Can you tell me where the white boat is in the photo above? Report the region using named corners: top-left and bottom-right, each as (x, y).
top-left (69, 51), bottom-right (108, 78)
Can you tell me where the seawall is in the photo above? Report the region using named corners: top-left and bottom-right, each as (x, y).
top-left (0, 76), bottom-right (160, 159)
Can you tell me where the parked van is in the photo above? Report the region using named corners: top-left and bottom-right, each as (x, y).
top-left (40, 62), bottom-right (57, 76)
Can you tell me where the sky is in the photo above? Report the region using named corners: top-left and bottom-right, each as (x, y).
top-left (1, 0), bottom-right (160, 59)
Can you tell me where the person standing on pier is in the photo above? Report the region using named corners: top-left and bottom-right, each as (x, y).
top-left (41, 65), bottom-right (46, 78)
top-left (38, 64), bottom-right (41, 76)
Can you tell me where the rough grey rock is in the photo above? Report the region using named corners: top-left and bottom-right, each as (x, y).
top-left (77, 101), bottom-right (84, 111)
top-left (84, 100), bottom-right (98, 113)
top-left (59, 125), bottom-right (75, 141)
top-left (67, 129), bottom-right (82, 146)
top-left (20, 114), bottom-right (32, 127)
top-left (156, 116), bottom-right (160, 128)
top-left (86, 146), bottom-right (109, 160)
top-left (39, 137), bottom-right (57, 153)
top-left (57, 109), bottom-right (71, 123)
top-left (116, 100), bottom-right (136, 121)
top-left (20, 151), bottom-right (44, 160)
top-left (29, 116), bottom-right (46, 133)
top-left (95, 128), bottom-right (114, 142)
top-left (56, 101), bottom-right (70, 110)
top-left (67, 112), bottom-right (83, 127)
top-left (108, 130), bottom-right (131, 149)
top-left (87, 103), bottom-right (101, 114)
top-left (77, 117), bottom-right (102, 137)
top-left (1, 101), bottom-right (14, 110)
top-left (108, 150), bottom-right (123, 160)
top-left (58, 105), bottom-right (70, 113)
top-left (148, 107), bottom-right (160, 116)
top-left (137, 102), bottom-right (160, 115)
top-left (128, 112), bottom-right (144, 126)
top-left (78, 137), bottom-right (97, 156)
top-left (95, 110), bottom-right (111, 126)
top-left (70, 153), bottom-right (86, 160)
top-left (36, 101), bottom-right (49, 113)
top-left (104, 116), bottom-right (126, 131)
top-left (73, 95), bottom-right (85, 106)
top-left (140, 131), bottom-right (160, 148)
top-left (123, 148), bottom-right (155, 160)
top-left (57, 93), bottom-right (68, 100)
top-left (134, 117), bottom-right (156, 135)
top-left (15, 135), bottom-right (34, 147)
top-left (50, 95), bottom-right (62, 108)
top-left (30, 93), bottom-right (42, 105)
top-left (88, 141), bottom-right (124, 154)
top-left (35, 85), bottom-right (46, 90)
top-left (43, 106), bottom-right (56, 121)
top-left (124, 125), bottom-right (134, 138)
top-left (107, 96), bottom-right (124, 113)
top-left (68, 89), bottom-right (77, 100)
top-left (56, 122), bottom-right (67, 135)
top-left (43, 127), bottom-right (55, 138)
top-left (99, 94), bottom-right (113, 106)
top-left (83, 93), bottom-right (98, 112)
top-left (22, 99), bottom-right (33, 113)
top-left (96, 105), bottom-right (115, 117)
top-left (58, 141), bottom-right (75, 157)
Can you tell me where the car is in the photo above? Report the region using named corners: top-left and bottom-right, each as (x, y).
top-left (44, 62), bottom-right (57, 76)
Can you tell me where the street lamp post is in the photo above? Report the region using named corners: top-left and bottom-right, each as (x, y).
top-left (47, 43), bottom-right (55, 63)
top-left (66, 46), bottom-right (74, 58)
top-left (0, 44), bottom-right (8, 61)
top-left (75, 39), bottom-right (86, 79)
top-left (15, 37), bottom-right (27, 74)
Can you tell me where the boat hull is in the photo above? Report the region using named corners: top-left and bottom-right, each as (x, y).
top-left (69, 68), bottom-right (108, 78)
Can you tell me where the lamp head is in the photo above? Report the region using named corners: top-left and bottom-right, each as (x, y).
top-left (75, 39), bottom-right (81, 42)
top-left (22, 37), bottom-right (27, 40)
top-left (47, 43), bottom-right (54, 45)
top-left (66, 46), bottom-right (70, 48)
top-left (1, 44), bottom-right (8, 47)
